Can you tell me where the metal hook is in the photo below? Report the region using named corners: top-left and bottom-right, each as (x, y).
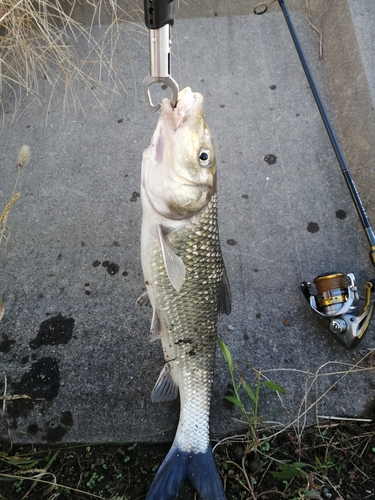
top-left (254, 0), bottom-right (277, 15)
top-left (142, 75), bottom-right (179, 113)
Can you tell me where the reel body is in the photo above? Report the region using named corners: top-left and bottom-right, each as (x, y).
top-left (301, 273), bottom-right (374, 349)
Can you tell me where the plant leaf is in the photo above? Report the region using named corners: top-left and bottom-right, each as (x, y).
top-left (218, 339), bottom-right (233, 375)
top-left (270, 462), bottom-right (308, 479)
top-left (225, 396), bottom-right (243, 409)
top-left (291, 462), bottom-right (308, 469)
top-left (262, 380), bottom-right (289, 393)
top-left (242, 380), bottom-right (256, 404)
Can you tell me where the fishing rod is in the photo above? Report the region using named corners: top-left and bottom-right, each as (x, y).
top-left (255, 0), bottom-right (375, 349)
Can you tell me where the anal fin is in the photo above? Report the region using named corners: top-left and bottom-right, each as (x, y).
top-left (151, 363), bottom-right (179, 402)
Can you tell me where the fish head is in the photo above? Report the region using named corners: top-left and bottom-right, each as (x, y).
top-left (142, 87), bottom-right (216, 220)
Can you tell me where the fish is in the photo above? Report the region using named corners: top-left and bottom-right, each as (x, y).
top-left (138, 87), bottom-right (231, 500)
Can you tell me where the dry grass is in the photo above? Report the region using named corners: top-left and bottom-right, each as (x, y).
top-left (0, 0), bottom-right (144, 117)
top-left (0, 145), bottom-right (30, 247)
top-left (0, 144), bottom-right (30, 324)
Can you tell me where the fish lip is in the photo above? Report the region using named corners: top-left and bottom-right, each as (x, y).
top-left (161, 88), bottom-right (204, 128)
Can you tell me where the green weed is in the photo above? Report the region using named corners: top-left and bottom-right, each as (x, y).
top-left (215, 340), bottom-right (375, 499)
top-left (270, 461), bottom-right (309, 480)
top-left (219, 338), bottom-right (288, 442)
top-left (87, 471), bottom-right (104, 489)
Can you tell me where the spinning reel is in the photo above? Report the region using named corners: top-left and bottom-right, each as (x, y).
top-left (301, 274), bottom-right (375, 350)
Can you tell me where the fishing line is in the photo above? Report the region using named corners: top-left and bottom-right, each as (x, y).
top-left (253, 1), bottom-right (304, 279)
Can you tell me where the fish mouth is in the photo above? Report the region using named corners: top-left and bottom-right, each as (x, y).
top-left (161, 88), bottom-right (204, 130)
top-left (176, 87), bottom-right (203, 114)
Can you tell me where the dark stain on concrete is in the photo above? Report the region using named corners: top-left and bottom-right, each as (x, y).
top-left (43, 424), bottom-right (67, 443)
top-left (0, 334), bottom-right (16, 353)
top-left (336, 209), bottom-right (347, 220)
top-left (102, 261), bottom-right (119, 275)
top-left (60, 411), bottom-right (74, 427)
top-left (130, 191), bottom-right (140, 202)
top-left (227, 239), bottom-right (237, 246)
top-left (8, 357), bottom-right (60, 418)
top-left (264, 154), bottom-right (277, 165)
top-left (107, 263), bottom-right (119, 275)
top-left (362, 397), bottom-right (375, 419)
top-left (42, 411), bottom-right (74, 442)
top-left (30, 314), bottom-right (75, 349)
top-left (307, 221), bottom-right (320, 233)
top-left (27, 423), bottom-right (39, 436)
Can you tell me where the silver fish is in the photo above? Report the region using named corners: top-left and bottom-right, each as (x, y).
top-left (139, 87), bottom-right (231, 500)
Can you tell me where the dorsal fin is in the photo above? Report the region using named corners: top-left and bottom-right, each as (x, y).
top-left (219, 266), bottom-right (231, 316)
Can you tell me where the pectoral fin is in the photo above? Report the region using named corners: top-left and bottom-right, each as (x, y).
top-left (219, 266), bottom-right (231, 316)
top-left (158, 225), bottom-right (186, 292)
top-left (151, 363), bottom-right (179, 402)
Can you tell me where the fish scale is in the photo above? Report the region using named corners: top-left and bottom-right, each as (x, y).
top-left (150, 194), bottom-right (223, 454)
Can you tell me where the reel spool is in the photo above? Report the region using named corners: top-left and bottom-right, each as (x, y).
top-left (301, 273), bottom-right (375, 350)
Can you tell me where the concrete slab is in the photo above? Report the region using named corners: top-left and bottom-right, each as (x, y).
top-left (1, 0), bottom-right (375, 446)
top-left (318, 0), bottom-right (375, 219)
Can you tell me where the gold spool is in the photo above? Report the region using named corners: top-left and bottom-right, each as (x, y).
top-left (314, 273), bottom-right (346, 294)
top-left (314, 273), bottom-right (347, 309)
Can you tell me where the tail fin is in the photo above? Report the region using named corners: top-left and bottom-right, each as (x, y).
top-left (145, 444), bottom-right (226, 500)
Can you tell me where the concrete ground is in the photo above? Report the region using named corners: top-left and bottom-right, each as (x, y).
top-left (1, 0), bottom-right (375, 445)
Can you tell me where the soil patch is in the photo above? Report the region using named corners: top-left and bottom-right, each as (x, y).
top-left (0, 421), bottom-right (374, 499)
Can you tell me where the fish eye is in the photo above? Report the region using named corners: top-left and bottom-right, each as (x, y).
top-left (198, 149), bottom-right (211, 167)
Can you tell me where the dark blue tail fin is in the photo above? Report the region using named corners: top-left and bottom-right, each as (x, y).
top-left (145, 444), bottom-right (226, 500)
